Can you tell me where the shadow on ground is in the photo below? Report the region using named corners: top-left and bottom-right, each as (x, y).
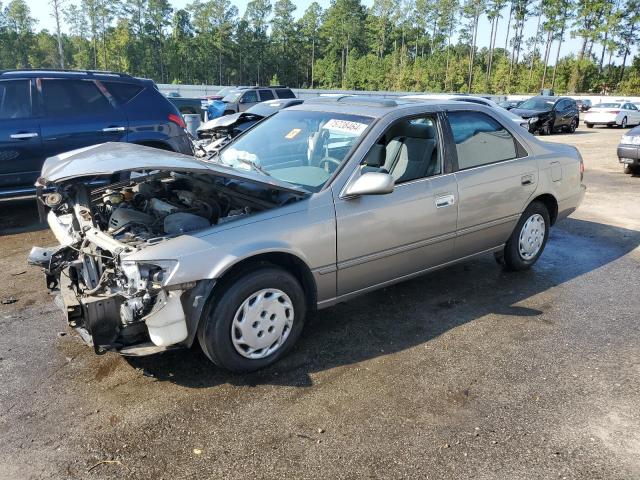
top-left (127, 217), bottom-right (640, 389)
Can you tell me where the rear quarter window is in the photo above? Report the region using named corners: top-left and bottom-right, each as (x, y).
top-left (102, 82), bottom-right (143, 104)
top-left (275, 88), bottom-right (295, 99)
top-left (0, 79), bottom-right (31, 119)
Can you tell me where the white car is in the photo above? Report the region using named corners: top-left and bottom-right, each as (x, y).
top-left (402, 94), bottom-right (529, 129)
top-left (584, 101), bottom-right (640, 129)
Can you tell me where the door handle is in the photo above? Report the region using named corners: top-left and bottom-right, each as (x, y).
top-left (101, 126), bottom-right (126, 132)
top-left (10, 132), bottom-right (39, 139)
top-left (435, 194), bottom-right (455, 208)
top-left (521, 174), bottom-right (534, 185)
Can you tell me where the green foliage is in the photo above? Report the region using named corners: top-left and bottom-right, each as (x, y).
top-left (0, 0), bottom-right (638, 95)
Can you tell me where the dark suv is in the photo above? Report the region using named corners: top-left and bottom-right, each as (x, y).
top-left (0, 70), bottom-right (193, 198)
top-left (511, 96), bottom-right (580, 135)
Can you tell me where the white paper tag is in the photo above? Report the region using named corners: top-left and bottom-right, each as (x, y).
top-left (323, 119), bottom-right (368, 136)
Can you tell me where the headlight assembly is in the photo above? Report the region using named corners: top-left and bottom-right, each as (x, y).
top-left (528, 116), bottom-right (539, 124)
top-left (621, 135), bottom-right (640, 145)
top-left (120, 260), bottom-right (179, 291)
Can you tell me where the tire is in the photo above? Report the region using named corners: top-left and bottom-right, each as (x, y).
top-left (623, 164), bottom-right (638, 175)
top-left (620, 117), bottom-right (628, 128)
top-left (198, 266), bottom-right (307, 373)
top-left (568, 117), bottom-right (578, 133)
top-left (502, 201), bottom-right (550, 271)
top-left (586, 122), bottom-right (594, 128)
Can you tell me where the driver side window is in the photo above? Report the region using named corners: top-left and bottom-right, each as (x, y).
top-left (364, 116), bottom-right (441, 184)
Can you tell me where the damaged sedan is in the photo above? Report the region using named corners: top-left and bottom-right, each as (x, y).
top-left (30, 96), bottom-right (586, 372)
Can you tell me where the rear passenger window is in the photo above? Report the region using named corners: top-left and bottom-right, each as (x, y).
top-left (258, 89), bottom-right (275, 101)
top-left (275, 88), bottom-right (295, 99)
top-left (102, 82), bottom-right (143, 104)
top-left (448, 111), bottom-right (518, 170)
top-left (241, 90), bottom-right (258, 103)
top-left (0, 80), bottom-right (31, 119)
top-left (41, 79), bottom-right (113, 117)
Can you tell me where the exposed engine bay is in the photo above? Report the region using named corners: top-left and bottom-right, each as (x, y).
top-left (29, 169), bottom-right (303, 355)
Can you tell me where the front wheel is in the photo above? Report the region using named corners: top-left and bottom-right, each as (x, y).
top-left (623, 164), bottom-right (638, 175)
top-left (501, 201), bottom-right (550, 271)
top-left (198, 266), bottom-right (307, 372)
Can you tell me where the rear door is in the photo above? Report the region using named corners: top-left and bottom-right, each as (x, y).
top-left (0, 78), bottom-right (44, 191)
top-left (37, 78), bottom-right (128, 156)
top-left (238, 90), bottom-right (259, 112)
top-left (258, 89), bottom-right (275, 101)
top-left (447, 109), bottom-right (538, 258)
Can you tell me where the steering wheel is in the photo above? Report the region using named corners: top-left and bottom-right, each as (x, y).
top-left (319, 156), bottom-right (341, 173)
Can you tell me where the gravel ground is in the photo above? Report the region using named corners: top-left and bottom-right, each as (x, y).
top-left (1, 123), bottom-right (639, 479)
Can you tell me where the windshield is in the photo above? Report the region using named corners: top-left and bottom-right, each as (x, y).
top-left (218, 110), bottom-right (373, 192)
top-left (518, 98), bottom-right (555, 110)
top-left (222, 91), bottom-right (242, 102)
top-left (593, 103), bottom-right (621, 108)
top-left (216, 87), bottom-right (235, 97)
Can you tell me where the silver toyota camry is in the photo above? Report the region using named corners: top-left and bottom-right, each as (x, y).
top-left (29, 96), bottom-right (586, 372)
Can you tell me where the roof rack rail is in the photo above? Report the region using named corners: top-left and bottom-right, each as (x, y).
top-left (0, 68), bottom-right (133, 77)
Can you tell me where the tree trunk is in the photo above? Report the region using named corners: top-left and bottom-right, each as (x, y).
top-left (504, 4), bottom-right (513, 51)
top-left (598, 30), bottom-right (608, 72)
top-left (487, 16), bottom-right (496, 78)
top-left (528, 11), bottom-right (542, 83)
top-left (311, 36), bottom-right (315, 89)
top-left (52, 0), bottom-right (65, 68)
top-left (541, 29), bottom-right (552, 89)
top-left (551, 25), bottom-right (565, 90)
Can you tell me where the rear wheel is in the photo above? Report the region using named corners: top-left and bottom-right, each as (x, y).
top-left (623, 164), bottom-right (638, 175)
top-left (198, 266), bottom-right (307, 373)
top-left (620, 117), bottom-right (628, 128)
top-left (586, 122), bottom-right (594, 128)
top-left (568, 117), bottom-right (578, 133)
top-left (501, 201), bottom-right (550, 271)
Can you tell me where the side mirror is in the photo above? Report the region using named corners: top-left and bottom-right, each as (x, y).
top-left (344, 172), bottom-right (395, 198)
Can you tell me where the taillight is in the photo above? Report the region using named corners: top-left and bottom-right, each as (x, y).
top-left (168, 113), bottom-right (186, 129)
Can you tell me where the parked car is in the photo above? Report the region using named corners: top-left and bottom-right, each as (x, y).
top-left (0, 69), bottom-right (193, 199)
top-left (511, 96), bottom-right (580, 135)
top-left (195, 98), bottom-right (304, 154)
top-left (402, 94), bottom-right (529, 129)
top-left (618, 125), bottom-right (640, 174)
top-left (576, 99), bottom-right (592, 112)
top-left (165, 92), bottom-right (207, 119)
top-left (584, 101), bottom-right (640, 129)
top-left (499, 99), bottom-right (524, 110)
top-left (221, 86), bottom-right (296, 114)
top-left (29, 96), bottom-right (585, 372)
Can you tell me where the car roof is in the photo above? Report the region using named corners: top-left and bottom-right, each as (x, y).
top-left (0, 69), bottom-right (147, 83)
top-left (287, 95), bottom-right (461, 118)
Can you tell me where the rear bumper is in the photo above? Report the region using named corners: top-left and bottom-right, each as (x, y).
top-left (584, 114), bottom-right (618, 125)
top-left (617, 145), bottom-right (640, 163)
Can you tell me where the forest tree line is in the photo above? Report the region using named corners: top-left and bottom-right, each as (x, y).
top-left (0, 0), bottom-right (639, 95)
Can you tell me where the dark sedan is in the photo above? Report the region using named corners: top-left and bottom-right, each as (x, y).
top-left (618, 126), bottom-right (640, 175)
top-left (511, 96), bottom-right (580, 135)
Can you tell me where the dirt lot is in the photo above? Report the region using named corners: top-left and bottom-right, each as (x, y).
top-left (1, 124), bottom-right (639, 479)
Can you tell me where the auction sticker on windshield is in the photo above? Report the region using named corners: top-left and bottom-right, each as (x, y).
top-left (285, 128), bottom-right (302, 139)
top-left (323, 119), bottom-right (368, 136)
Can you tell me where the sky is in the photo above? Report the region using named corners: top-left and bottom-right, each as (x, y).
top-left (24, 0), bottom-right (637, 66)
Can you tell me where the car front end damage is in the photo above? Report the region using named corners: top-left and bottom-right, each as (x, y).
top-left (28, 143), bottom-right (306, 356)
top-left (28, 185), bottom-right (218, 356)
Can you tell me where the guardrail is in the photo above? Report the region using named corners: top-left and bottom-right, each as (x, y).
top-left (157, 84), bottom-right (640, 104)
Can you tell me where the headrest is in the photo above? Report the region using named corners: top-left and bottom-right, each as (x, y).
top-left (403, 122), bottom-right (436, 140)
top-left (386, 120), bottom-right (436, 141)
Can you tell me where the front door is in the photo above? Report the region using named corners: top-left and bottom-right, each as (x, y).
top-left (334, 115), bottom-right (458, 297)
top-left (37, 78), bottom-right (128, 157)
top-left (447, 110), bottom-right (539, 258)
top-left (0, 79), bottom-right (44, 190)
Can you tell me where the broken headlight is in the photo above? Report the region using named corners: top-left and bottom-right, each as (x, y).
top-left (120, 259), bottom-right (179, 291)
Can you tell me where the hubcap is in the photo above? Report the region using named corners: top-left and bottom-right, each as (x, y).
top-left (231, 288), bottom-right (294, 359)
top-left (518, 214), bottom-right (546, 260)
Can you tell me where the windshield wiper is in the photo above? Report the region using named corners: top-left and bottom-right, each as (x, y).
top-left (235, 157), bottom-right (271, 177)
